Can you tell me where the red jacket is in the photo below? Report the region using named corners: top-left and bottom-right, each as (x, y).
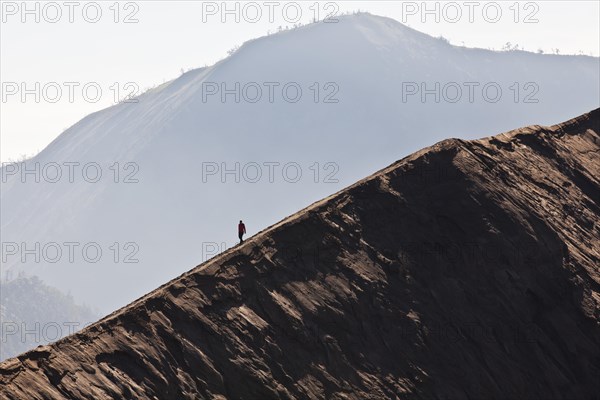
top-left (238, 223), bottom-right (246, 234)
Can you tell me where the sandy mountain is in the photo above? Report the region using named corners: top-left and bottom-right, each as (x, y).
top-left (1, 109), bottom-right (598, 399)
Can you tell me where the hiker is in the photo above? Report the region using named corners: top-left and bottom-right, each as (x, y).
top-left (238, 220), bottom-right (246, 244)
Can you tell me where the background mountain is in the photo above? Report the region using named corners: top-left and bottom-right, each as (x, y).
top-left (1, 109), bottom-right (598, 399)
top-left (2, 13), bottom-right (599, 316)
top-left (0, 274), bottom-right (98, 361)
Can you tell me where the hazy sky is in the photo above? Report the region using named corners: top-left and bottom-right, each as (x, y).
top-left (1, 0), bottom-right (599, 162)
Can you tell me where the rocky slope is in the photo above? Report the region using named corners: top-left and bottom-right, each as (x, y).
top-left (1, 109), bottom-right (599, 399)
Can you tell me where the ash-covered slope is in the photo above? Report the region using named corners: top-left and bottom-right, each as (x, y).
top-left (1, 109), bottom-right (599, 399)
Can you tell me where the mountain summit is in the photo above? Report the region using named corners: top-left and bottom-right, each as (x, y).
top-left (1, 109), bottom-right (598, 399)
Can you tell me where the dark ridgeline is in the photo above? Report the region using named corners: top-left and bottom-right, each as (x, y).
top-left (1, 109), bottom-right (599, 399)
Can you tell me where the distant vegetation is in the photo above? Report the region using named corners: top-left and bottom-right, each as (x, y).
top-left (0, 274), bottom-right (98, 361)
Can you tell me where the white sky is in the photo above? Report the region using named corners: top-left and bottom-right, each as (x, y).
top-left (1, 0), bottom-right (599, 163)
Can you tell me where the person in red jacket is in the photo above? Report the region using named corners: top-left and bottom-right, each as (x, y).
top-left (238, 220), bottom-right (246, 244)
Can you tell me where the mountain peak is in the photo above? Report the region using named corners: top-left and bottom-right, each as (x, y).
top-left (234, 11), bottom-right (441, 58)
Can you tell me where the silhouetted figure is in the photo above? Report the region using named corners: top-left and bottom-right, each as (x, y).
top-left (238, 220), bottom-right (246, 244)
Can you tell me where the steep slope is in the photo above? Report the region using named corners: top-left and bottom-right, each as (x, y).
top-left (2, 13), bottom-right (599, 315)
top-left (1, 109), bottom-right (599, 399)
